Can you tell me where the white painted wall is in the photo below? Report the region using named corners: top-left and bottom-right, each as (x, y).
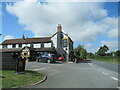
top-left (22, 44), bottom-right (27, 48)
top-left (27, 44), bottom-right (30, 47)
top-left (63, 34), bottom-right (67, 38)
top-left (16, 44), bottom-right (18, 48)
top-left (33, 44), bottom-right (41, 48)
top-left (44, 43), bottom-right (51, 48)
top-left (51, 34), bottom-right (57, 48)
top-left (8, 45), bottom-right (12, 48)
top-left (0, 45), bottom-right (2, 49)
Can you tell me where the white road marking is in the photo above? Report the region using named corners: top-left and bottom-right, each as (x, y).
top-left (88, 63), bottom-right (95, 69)
top-left (30, 66), bottom-right (54, 71)
top-left (88, 63), bottom-right (99, 71)
top-left (33, 68), bottom-right (47, 71)
top-left (110, 77), bottom-right (118, 81)
top-left (102, 72), bottom-right (108, 75)
top-left (117, 87), bottom-right (120, 89)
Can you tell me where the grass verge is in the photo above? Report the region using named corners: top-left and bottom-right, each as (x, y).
top-left (93, 59), bottom-right (119, 64)
top-left (1, 70), bottom-right (45, 88)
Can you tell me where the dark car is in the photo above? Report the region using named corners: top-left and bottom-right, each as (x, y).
top-left (36, 54), bottom-right (56, 63)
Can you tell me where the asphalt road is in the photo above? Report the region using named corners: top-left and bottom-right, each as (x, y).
top-left (25, 60), bottom-right (119, 88)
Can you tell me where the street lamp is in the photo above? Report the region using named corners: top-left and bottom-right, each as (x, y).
top-left (0, 34), bottom-right (2, 35)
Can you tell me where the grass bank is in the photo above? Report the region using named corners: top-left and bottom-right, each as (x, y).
top-left (90, 55), bottom-right (120, 64)
top-left (93, 59), bottom-right (119, 64)
top-left (1, 70), bottom-right (45, 88)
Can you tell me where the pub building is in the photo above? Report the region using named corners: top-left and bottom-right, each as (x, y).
top-left (0, 24), bottom-right (73, 62)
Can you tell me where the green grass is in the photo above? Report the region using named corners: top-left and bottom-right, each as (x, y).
top-left (1, 70), bottom-right (45, 88)
top-left (93, 59), bottom-right (119, 64)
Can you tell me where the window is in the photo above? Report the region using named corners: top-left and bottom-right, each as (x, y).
top-left (2, 45), bottom-right (7, 48)
top-left (63, 39), bottom-right (67, 47)
top-left (30, 44), bottom-right (33, 47)
top-left (12, 44), bottom-right (16, 48)
top-left (18, 44), bottom-right (22, 48)
top-left (63, 39), bottom-right (67, 43)
top-left (41, 43), bottom-right (44, 48)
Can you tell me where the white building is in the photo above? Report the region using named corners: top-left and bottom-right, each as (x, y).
top-left (0, 24), bottom-right (73, 62)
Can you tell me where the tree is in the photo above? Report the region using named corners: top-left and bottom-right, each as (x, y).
top-left (73, 45), bottom-right (87, 59)
top-left (79, 48), bottom-right (87, 59)
top-left (115, 50), bottom-right (120, 57)
top-left (97, 45), bottom-right (109, 56)
top-left (87, 52), bottom-right (94, 59)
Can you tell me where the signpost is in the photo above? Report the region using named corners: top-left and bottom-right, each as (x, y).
top-left (16, 56), bottom-right (26, 74)
top-left (16, 47), bottom-right (30, 74)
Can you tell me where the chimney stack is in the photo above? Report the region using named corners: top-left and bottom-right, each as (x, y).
top-left (22, 34), bottom-right (25, 40)
top-left (57, 24), bottom-right (62, 32)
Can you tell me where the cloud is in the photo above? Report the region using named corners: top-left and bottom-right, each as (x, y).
top-left (5, 0), bottom-right (118, 43)
top-left (4, 35), bottom-right (14, 40)
top-left (107, 28), bottom-right (118, 38)
top-left (101, 17), bottom-right (118, 38)
top-left (101, 41), bottom-right (118, 52)
top-left (85, 43), bottom-right (92, 48)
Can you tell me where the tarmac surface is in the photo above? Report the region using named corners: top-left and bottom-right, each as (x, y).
top-left (25, 60), bottom-right (119, 88)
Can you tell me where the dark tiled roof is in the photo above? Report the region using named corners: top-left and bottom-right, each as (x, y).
top-left (2, 37), bottom-right (52, 44)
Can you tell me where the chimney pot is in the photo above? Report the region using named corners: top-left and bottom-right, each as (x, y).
top-left (57, 24), bottom-right (62, 32)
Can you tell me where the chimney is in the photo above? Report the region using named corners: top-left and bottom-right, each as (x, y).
top-left (22, 34), bottom-right (25, 39)
top-left (57, 24), bottom-right (62, 32)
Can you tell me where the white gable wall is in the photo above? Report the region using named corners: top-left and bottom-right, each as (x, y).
top-left (51, 34), bottom-right (57, 48)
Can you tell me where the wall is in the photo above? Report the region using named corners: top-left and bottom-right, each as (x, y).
top-left (44, 43), bottom-right (51, 48)
top-left (0, 52), bottom-right (17, 70)
top-left (51, 34), bottom-right (57, 48)
top-left (33, 43), bottom-right (41, 48)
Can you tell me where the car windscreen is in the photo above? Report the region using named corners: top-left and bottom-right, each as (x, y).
top-left (41, 54), bottom-right (49, 57)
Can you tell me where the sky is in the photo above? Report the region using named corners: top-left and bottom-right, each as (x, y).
top-left (0, 0), bottom-right (119, 53)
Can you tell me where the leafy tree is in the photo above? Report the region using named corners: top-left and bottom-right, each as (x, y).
top-left (97, 45), bottom-right (109, 56)
top-left (80, 48), bottom-right (87, 59)
top-left (115, 50), bottom-right (120, 57)
top-left (87, 52), bottom-right (94, 59)
top-left (73, 45), bottom-right (87, 59)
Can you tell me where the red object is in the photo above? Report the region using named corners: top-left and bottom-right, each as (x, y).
top-left (58, 57), bottom-right (64, 60)
top-left (83, 59), bottom-right (87, 60)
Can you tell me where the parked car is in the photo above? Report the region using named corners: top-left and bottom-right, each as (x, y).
top-left (36, 54), bottom-right (56, 63)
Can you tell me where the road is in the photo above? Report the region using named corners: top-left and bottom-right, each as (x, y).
top-left (25, 60), bottom-right (119, 88)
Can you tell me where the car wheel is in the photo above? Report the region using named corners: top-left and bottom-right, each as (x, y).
top-left (47, 60), bottom-right (50, 63)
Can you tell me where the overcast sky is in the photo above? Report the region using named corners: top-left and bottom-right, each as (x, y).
top-left (1, 0), bottom-right (119, 53)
